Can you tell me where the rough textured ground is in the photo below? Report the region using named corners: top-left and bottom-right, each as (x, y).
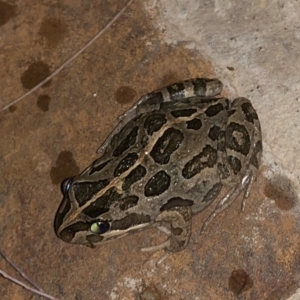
top-left (0, 1), bottom-right (299, 299)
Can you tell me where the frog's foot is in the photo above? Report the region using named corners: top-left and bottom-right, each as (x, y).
top-left (201, 169), bottom-right (253, 234)
top-left (141, 206), bottom-right (192, 264)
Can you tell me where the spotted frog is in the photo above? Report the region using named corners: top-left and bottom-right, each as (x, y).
top-left (54, 78), bottom-right (262, 262)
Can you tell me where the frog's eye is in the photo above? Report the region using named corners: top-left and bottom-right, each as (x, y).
top-left (61, 177), bottom-right (73, 194)
top-left (90, 221), bottom-right (110, 234)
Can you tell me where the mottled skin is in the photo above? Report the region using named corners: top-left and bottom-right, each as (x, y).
top-left (54, 78), bottom-right (262, 262)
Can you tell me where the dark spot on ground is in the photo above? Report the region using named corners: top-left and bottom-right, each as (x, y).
top-left (75, 290), bottom-right (83, 300)
top-left (228, 269), bottom-right (253, 295)
top-left (38, 17), bottom-right (67, 47)
top-left (20, 61), bottom-right (51, 89)
top-left (139, 284), bottom-right (165, 300)
top-left (8, 105), bottom-right (17, 113)
top-left (115, 86), bottom-right (137, 104)
top-left (50, 151), bottom-right (80, 185)
top-left (264, 175), bottom-right (297, 210)
top-left (0, 193), bottom-right (6, 208)
top-left (37, 94), bottom-right (51, 112)
top-left (0, 1), bottom-right (17, 27)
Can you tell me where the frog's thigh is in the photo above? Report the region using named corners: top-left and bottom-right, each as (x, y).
top-left (202, 98), bottom-right (262, 232)
top-left (222, 97), bottom-right (262, 187)
top-left (121, 78), bottom-right (223, 119)
top-left (98, 78), bottom-right (223, 153)
top-left (141, 206), bottom-right (192, 254)
top-left (201, 169), bottom-right (252, 233)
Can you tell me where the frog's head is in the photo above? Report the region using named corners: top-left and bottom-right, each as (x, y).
top-left (54, 177), bottom-right (151, 247)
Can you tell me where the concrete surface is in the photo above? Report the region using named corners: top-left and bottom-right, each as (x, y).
top-left (150, 1), bottom-right (300, 299)
top-left (0, 0), bottom-right (299, 299)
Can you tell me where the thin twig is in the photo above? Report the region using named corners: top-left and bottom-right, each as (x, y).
top-left (0, 269), bottom-right (60, 300)
top-left (0, 0), bottom-right (133, 112)
top-left (0, 249), bottom-right (44, 292)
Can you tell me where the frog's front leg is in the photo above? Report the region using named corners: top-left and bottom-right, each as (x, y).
top-left (201, 97), bottom-right (262, 232)
top-left (141, 205), bottom-right (192, 264)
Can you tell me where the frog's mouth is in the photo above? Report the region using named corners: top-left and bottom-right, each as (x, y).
top-left (102, 221), bottom-right (151, 240)
top-left (55, 206), bottom-right (153, 245)
top-left (85, 222), bottom-right (152, 247)
top-left (84, 213), bottom-right (153, 245)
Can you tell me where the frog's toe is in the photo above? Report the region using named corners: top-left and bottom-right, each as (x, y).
top-left (141, 206), bottom-right (192, 264)
top-left (141, 239), bottom-right (171, 253)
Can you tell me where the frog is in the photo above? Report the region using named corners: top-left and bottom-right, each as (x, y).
top-left (54, 77), bottom-right (262, 263)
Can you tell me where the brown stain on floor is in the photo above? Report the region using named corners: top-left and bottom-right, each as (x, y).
top-left (38, 17), bottom-right (67, 48)
top-left (115, 86), bottom-right (137, 104)
top-left (264, 174), bottom-right (297, 210)
top-left (37, 94), bottom-right (51, 112)
top-left (140, 284), bottom-right (167, 300)
top-left (20, 61), bottom-right (51, 89)
top-left (0, 1), bottom-right (17, 27)
top-left (0, 1), bottom-right (300, 300)
top-left (50, 151), bottom-right (80, 185)
top-left (228, 269), bottom-right (253, 295)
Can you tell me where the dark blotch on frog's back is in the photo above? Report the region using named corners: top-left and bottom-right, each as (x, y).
top-left (208, 125), bottom-right (222, 141)
top-left (144, 113), bottom-right (167, 135)
top-left (144, 170), bottom-right (171, 197)
top-left (205, 103), bottom-right (224, 117)
top-left (114, 153), bottom-right (139, 177)
top-left (226, 122), bottom-right (251, 156)
top-left (81, 187), bottom-right (120, 217)
top-left (186, 118), bottom-right (202, 130)
top-left (170, 108), bottom-right (197, 118)
top-left (241, 101), bottom-right (259, 124)
top-left (113, 126), bottom-right (139, 157)
top-left (182, 145), bottom-right (218, 179)
top-left (122, 165), bottom-right (147, 191)
top-left (73, 180), bottom-right (110, 207)
top-left (150, 128), bottom-right (184, 164)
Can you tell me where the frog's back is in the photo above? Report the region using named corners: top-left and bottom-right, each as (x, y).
top-left (78, 97), bottom-right (229, 218)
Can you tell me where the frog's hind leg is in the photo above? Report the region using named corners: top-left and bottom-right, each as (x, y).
top-left (141, 205), bottom-right (192, 264)
top-left (201, 97), bottom-right (262, 233)
top-left (97, 78), bottom-right (223, 153)
top-left (200, 168), bottom-right (253, 233)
